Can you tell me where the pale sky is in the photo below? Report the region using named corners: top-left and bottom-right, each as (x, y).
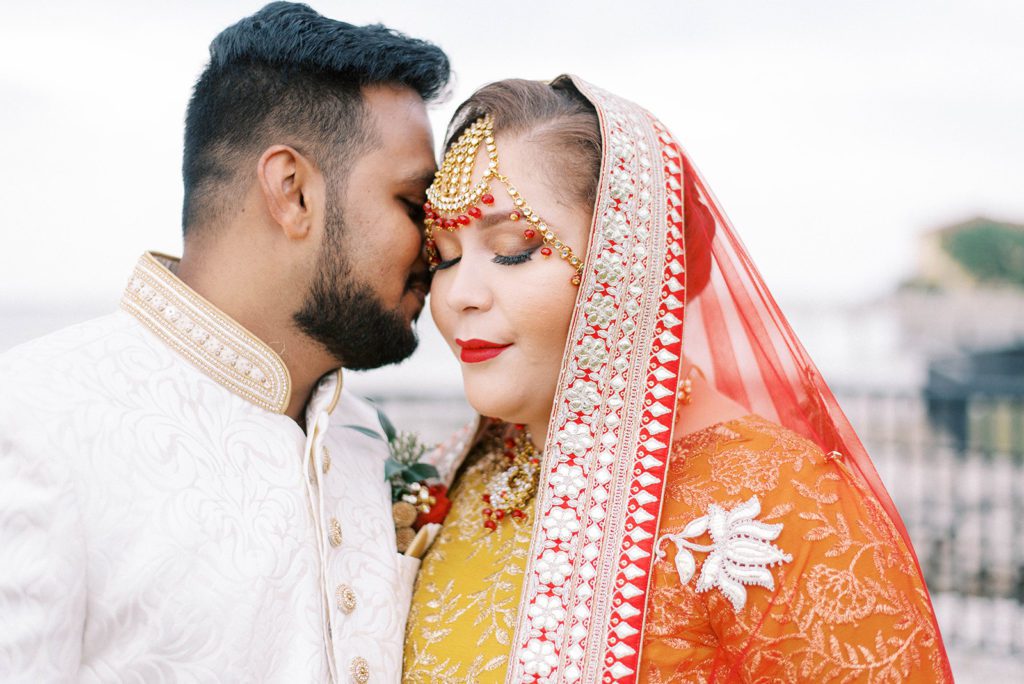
top-left (2, 0), bottom-right (1022, 308)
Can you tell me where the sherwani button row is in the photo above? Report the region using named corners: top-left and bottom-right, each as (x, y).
top-left (2, 252), bottom-right (412, 680)
top-left (329, 518), bottom-right (343, 547)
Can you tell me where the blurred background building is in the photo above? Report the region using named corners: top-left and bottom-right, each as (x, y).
top-left (2, 1), bottom-right (1022, 679)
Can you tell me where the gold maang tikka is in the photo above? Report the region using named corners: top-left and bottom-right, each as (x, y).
top-left (422, 115), bottom-right (585, 287)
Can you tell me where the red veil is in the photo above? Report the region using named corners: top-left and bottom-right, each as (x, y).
top-left (501, 76), bottom-right (949, 682)
top-left (683, 155), bottom-right (908, 546)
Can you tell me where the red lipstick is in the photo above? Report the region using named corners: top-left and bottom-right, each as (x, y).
top-left (456, 338), bottom-right (512, 364)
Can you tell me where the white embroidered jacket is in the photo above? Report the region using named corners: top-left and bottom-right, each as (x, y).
top-left (0, 253), bottom-right (418, 683)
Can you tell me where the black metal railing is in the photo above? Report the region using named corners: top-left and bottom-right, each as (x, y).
top-left (836, 389), bottom-right (1024, 655)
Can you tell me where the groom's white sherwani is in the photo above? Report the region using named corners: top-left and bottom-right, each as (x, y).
top-left (0, 253), bottom-right (417, 683)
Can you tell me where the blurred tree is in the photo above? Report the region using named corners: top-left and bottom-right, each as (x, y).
top-left (941, 219), bottom-right (1024, 287)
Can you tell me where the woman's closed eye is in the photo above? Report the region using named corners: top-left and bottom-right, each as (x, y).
top-left (492, 246), bottom-right (539, 266)
top-left (432, 245), bottom-right (540, 272)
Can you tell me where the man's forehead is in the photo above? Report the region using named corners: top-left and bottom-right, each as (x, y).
top-left (362, 85), bottom-right (430, 134)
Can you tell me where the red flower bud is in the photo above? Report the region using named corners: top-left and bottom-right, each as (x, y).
top-left (414, 484), bottom-right (451, 529)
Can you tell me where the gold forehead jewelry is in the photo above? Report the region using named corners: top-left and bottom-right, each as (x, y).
top-left (423, 115), bottom-right (585, 287)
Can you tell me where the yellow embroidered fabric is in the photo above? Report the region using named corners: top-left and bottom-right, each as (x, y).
top-left (404, 434), bottom-right (534, 683)
top-left (404, 416), bottom-right (950, 683)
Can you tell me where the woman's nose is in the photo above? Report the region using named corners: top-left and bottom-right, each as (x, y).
top-left (443, 256), bottom-right (493, 313)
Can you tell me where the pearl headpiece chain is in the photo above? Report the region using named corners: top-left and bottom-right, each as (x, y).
top-left (423, 115), bottom-right (585, 286)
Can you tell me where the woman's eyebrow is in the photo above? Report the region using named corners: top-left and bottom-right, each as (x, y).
top-left (477, 212), bottom-right (516, 230)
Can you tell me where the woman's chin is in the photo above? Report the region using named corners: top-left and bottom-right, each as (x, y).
top-left (462, 382), bottom-right (520, 424)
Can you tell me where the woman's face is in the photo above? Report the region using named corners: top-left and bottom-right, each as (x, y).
top-left (429, 133), bottom-right (592, 429)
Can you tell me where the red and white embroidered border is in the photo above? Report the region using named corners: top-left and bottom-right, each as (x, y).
top-left (596, 119), bottom-right (686, 682)
top-left (508, 78), bottom-right (687, 684)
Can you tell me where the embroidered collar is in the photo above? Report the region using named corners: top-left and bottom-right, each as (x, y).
top-left (120, 252), bottom-right (293, 413)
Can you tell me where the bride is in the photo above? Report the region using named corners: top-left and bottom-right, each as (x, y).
top-left (402, 76), bottom-right (952, 682)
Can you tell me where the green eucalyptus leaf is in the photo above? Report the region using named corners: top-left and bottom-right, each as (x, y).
top-left (384, 459), bottom-right (407, 479)
top-left (342, 424), bottom-right (385, 442)
top-left (406, 463), bottom-right (440, 481)
top-left (375, 406), bottom-right (397, 442)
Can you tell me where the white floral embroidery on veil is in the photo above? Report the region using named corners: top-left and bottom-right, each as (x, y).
top-left (655, 495), bottom-right (793, 611)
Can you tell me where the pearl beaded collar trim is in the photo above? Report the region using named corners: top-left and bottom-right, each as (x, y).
top-left (120, 252), bottom-right (292, 413)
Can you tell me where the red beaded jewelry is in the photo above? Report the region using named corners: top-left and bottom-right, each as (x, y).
top-left (479, 425), bottom-right (541, 531)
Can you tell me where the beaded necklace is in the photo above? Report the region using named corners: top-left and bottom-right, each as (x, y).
top-left (480, 425), bottom-right (541, 530)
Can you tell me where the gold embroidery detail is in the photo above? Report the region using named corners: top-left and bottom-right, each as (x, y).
top-left (404, 427), bottom-right (534, 681)
top-left (322, 446), bottom-right (332, 474)
top-left (120, 253), bottom-right (291, 413)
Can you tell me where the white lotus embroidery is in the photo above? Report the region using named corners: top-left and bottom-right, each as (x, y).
top-left (655, 495), bottom-right (792, 611)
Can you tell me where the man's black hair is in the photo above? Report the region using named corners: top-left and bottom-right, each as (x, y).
top-left (182, 2), bottom-right (450, 234)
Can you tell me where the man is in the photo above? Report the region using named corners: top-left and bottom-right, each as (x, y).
top-left (0, 3), bottom-right (448, 681)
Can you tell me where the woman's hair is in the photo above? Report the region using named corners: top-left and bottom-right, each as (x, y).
top-left (445, 78), bottom-right (601, 212)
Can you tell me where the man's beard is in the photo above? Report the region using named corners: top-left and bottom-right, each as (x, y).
top-left (293, 207), bottom-right (419, 371)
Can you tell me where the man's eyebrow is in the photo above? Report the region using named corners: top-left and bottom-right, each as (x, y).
top-left (400, 169), bottom-right (437, 190)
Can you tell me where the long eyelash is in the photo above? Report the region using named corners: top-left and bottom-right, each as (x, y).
top-left (430, 256), bottom-right (461, 272)
top-left (493, 247), bottom-right (538, 266)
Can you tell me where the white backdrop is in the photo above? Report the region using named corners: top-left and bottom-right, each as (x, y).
top-left (1, 0), bottom-right (1022, 392)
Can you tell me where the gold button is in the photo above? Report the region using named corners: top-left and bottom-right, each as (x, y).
top-left (336, 583), bottom-right (357, 614)
top-left (329, 518), bottom-right (343, 547)
top-left (349, 656), bottom-right (370, 683)
top-left (322, 446), bottom-right (332, 474)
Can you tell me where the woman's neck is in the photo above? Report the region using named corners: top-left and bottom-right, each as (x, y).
top-left (525, 419), bottom-right (550, 454)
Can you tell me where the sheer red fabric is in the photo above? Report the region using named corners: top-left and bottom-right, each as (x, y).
top-left (679, 151), bottom-right (949, 661)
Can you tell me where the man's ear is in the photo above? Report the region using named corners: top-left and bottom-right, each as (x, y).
top-left (257, 144), bottom-right (325, 240)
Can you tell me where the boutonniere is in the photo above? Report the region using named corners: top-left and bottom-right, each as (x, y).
top-left (346, 405), bottom-right (451, 553)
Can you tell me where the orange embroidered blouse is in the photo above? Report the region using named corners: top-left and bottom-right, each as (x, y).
top-left (642, 415), bottom-right (950, 682)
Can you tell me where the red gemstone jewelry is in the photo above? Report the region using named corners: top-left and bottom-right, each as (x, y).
top-left (480, 425), bottom-right (541, 530)
top-left (421, 115), bottom-right (585, 285)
